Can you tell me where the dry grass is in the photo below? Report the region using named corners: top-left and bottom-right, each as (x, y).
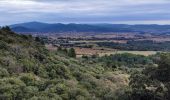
top-left (75, 47), bottom-right (157, 57)
top-left (45, 44), bottom-right (58, 51)
top-left (45, 45), bottom-right (157, 57)
top-left (99, 51), bottom-right (157, 56)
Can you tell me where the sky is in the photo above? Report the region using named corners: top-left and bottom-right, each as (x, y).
top-left (0, 0), bottom-right (170, 25)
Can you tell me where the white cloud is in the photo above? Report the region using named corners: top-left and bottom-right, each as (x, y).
top-left (1, 0), bottom-right (169, 13)
top-left (0, 0), bottom-right (170, 25)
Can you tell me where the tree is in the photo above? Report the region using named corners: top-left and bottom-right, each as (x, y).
top-left (156, 53), bottom-right (170, 82)
top-left (82, 55), bottom-right (88, 60)
top-left (127, 53), bottom-right (170, 100)
top-left (35, 37), bottom-right (44, 45)
top-left (1, 26), bottom-right (11, 32)
top-left (63, 48), bottom-right (68, 54)
top-left (57, 46), bottom-right (62, 51)
top-left (68, 48), bottom-right (76, 58)
top-left (35, 37), bottom-right (41, 42)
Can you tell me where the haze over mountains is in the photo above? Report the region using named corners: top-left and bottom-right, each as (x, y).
top-left (10, 21), bottom-right (170, 34)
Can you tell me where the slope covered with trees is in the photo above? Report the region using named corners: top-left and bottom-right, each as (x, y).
top-left (0, 27), bottom-right (130, 99)
top-left (0, 27), bottom-right (169, 100)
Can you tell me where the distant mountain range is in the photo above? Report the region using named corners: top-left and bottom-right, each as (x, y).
top-left (10, 21), bottom-right (170, 34)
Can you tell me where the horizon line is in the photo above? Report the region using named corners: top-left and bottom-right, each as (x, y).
top-left (2, 21), bottom-right (170, 26)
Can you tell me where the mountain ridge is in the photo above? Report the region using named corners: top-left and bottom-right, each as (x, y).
top-left (9, 21), bottom-right (170, 34)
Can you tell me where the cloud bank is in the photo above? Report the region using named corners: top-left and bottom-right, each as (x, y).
top-left (0, 0), bottom-right (170, 25)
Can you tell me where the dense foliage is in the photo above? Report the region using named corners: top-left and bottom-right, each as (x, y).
top-left (97, 40), bottom-right (170, 51)
top-left (0, 27), bottom-right (169, 100)
top-left (126, 53), bottom-right (170, 100)
top-left (98, 53), bottom-right (153, 67)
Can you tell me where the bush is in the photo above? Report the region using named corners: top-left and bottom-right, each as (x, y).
top-left (19, 73), bottom-right (39, 86)
top-left (0, 68), bottom-right (9, 78)
top-left (0, 78), bottom-right (26, 99)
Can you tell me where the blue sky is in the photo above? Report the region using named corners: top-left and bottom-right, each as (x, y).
top-left (0, 0), bottom-right (170, 25)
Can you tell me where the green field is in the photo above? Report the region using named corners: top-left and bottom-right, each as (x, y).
top-left (99, 51), bottom-right (158, 56)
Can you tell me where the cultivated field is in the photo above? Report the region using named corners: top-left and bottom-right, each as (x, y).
top-left (75, 47), bottom-right (157, 57)
top-left (43, 32), bottom-right (170, 58)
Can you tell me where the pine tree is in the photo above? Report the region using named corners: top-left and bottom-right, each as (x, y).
top-left (1, 26), bottom-right (11, 32)
top-left (68, 48), bottom-right (76, 58)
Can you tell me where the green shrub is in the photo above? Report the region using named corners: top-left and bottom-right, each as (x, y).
top-left (0, 68), bottom-right (9, 78)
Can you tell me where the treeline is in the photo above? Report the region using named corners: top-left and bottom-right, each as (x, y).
top-left (97, 40), bottom-right (170, 51)
top-left (98, 53), bottom-right (153, 67)
top-left (57, 47), bottom-right (76, 58)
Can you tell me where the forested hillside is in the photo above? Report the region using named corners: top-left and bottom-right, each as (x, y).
top-left (0, 27), bottom-right (169, 100)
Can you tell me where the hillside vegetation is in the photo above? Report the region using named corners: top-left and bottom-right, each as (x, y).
top-left (0, 27), bottom-right (169, 100)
